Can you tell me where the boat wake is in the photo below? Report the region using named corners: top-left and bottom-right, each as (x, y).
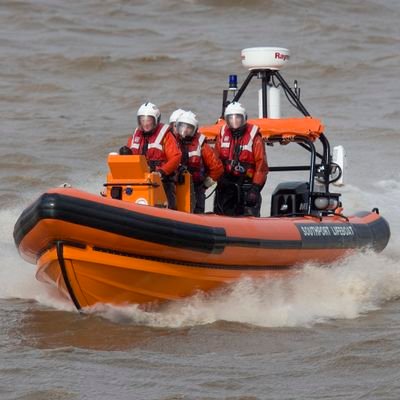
top-left (1, 178), bottom-right (399, 327)
top-left (0, 208), bottom-right (75, 312)
top-left (86, 251), bottom-right (400, 328)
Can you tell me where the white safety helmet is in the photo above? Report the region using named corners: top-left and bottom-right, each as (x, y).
top-left (176, 111), bottom-right (198, 139)
top-left (224, 101), bottom-right (247, 130)
top-left (137, 102), bottom-right (161, 125)
top-left (169, 108), bottom-right (185, 124)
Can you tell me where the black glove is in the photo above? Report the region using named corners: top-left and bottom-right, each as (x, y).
top-left (177, 172), bottom-right (185, 185)
top-left (245, 185), bottom-right (260, 207)
top-left (119, 146), bottom-right (132, 155)
top-left (176, 165), bottom-right (186, 185)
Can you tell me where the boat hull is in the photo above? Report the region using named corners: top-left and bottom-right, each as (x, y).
top-left (14, 188), bottom-right (391, 309)
top-left (37, 242), bottom-right (296, 309)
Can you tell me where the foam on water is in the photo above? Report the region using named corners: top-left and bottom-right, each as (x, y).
top-left (1, 176), bottom-right (399, 327)
top-left (340, 179), bottom-right (399, 257)
top-left (0, 208), bottom-right (74, 312)
top-left (89, 252), bottom-right (400, 328)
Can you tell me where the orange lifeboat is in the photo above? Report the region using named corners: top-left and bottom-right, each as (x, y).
top-left (14, 152), bottom-right (390, 310)
top-left (13, 48), bottom-right (391, 310)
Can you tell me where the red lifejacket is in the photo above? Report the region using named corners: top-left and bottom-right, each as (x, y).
top-left (127, 123), bottom-right (170, 170)
top-left (218, 123), bottom-right (260, 178)
top-left (181, 133), bottom-right (206, 184)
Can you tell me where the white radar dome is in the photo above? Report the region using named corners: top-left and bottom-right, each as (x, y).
top-left (241, 47), bottom-right (290, 70)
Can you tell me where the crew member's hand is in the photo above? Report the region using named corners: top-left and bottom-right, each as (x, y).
top-left (155, 168), bottom-right (166, 178)
top-left (119, 146), bottom-right (132, 155)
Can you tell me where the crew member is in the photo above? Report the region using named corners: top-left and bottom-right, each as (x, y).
top-left (169, 108), bottom-right (185, 138)
top-left (176, 111), bottom-right (223, 213)
top-left (214, 102), bottom-right (268, 217)
top-left (121, 102), bottom-right (182, 209)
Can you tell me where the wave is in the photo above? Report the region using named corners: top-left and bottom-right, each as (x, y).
top-left (293, 60), bottom-right (379, 79)
top-left (67, 27), bottom-right (162, 38)
top-left (14, 83), bottom-right (65, 94)
top-left (15, 54), bottom-right (179, 75)
top-left (194, 0), bottom-right (275, 9)
top-left (134, 55), bottom-right (179, 63)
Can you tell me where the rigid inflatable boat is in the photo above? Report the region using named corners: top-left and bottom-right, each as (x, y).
top-left (13, 47), bottom-right (390, 310)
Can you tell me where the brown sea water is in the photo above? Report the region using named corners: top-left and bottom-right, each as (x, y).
top-left (1, 0), bottom-right (400, 399)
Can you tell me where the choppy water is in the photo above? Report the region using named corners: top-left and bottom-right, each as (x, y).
top-left (1, 0), bottom-right (400, 399)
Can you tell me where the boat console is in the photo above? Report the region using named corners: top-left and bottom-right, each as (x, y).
top-left (270, 182), bottom-right (309, 217)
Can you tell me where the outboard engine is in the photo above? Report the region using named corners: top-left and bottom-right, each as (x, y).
top-left (271, 182), bottom-right (309, 217)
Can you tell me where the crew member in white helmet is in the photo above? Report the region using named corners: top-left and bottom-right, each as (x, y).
top-left (214, 101), bottom-right (268, 217)
top-left (120, 102), bottom-right (182, 210)
top-left (176, 111), bottom-right (223, 213)
top-left (169, 108), bottom-right (185, 138)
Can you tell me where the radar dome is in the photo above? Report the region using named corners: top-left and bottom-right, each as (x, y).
top-left (241, 47), bottom-right (290, 71)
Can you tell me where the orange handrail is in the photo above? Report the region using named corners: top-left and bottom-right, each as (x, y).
top-left (199, 116), bottom-right (324, 142)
